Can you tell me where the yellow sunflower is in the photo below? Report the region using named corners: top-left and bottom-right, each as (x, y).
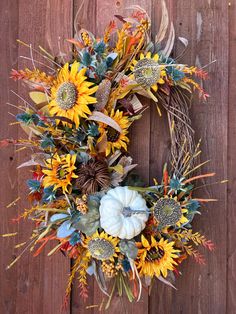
top-left (48, 62), bottom-right (98, 127)
top-left (42, 153), bottom-right (78, 194)
top-left (154, 196), bottom-right (189, 227)
top-left (130, 52), bottom-right (166, 93)
top-left (98, 109), bottom-right (130, 156)
top-left (84, 231), bottom-right (120, 261)
top-left (136, 235), bottom-right (179, 278)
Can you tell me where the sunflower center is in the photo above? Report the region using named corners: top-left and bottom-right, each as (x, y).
top-left (88, 238), bottom-right (115, 260)
top-left (154, 198), bottom-right (182, 226)
top-left (56, 166), bottom-right (69, 180)
top-left (56, 82), bottom-right (77, 110)
top-left (107, 127), bottom-right (120, 142)
top-left (134, 58), bottom-right (161, 88)
top-left (147, 246), bottom-right (165, 261)
top-left (163, 204), bottom-right (174, 216)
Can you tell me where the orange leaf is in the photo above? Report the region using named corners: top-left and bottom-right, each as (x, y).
top-left (183, 173), bottom-right (216, 184)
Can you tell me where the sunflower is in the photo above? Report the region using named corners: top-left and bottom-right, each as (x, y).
top-left (130, 52), bottom-right (166, 93)
top-left (98, 109), bottom-right (130, 156)
top-left (154, 196), bottom-right (189, 227)
top-left (48, 62), bottom-right (98, 127)
top-left (42, 153), bottom-right (78, 194)
top-left (84, 231), bottom-right (120, 261)
top-left (136, 235), bottom-right (179, 278)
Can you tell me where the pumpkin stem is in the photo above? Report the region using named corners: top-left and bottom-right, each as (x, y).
top-left (122, 207), bottom-right (149, 217)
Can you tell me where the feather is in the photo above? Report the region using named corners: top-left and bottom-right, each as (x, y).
top-left (157, 276), bottom-right (177, 289)
top-left (178, 36), bottom-right (189, 47)
top-left (93, 260), bottom-right (110, 297)
top-left (88, 111), bottom-right (122, 133)
top-left (155, 0), bottom-right (169, 44)
top-left (17, 153), bottom-right (50, 169)
top-left (129, 258), bottom-right (142, 301)
top-left (162, 22), bottom-right (175, 58)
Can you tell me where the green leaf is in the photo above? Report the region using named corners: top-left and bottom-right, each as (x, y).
top-left (72, 197), bottom-right (100, 236)
top-left (40, 137), bottom-right (55, 149)
top-left (16, 113), bottom-right (32, 124)
top-left (82, 51), bottom-right (92, 66)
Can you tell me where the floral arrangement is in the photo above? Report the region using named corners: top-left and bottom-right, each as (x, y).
top-left (4, 2), bottom-right (220, 309)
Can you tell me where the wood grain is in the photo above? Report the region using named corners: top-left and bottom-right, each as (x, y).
top-left (149, 1), bottom-right (229, 313)
top-left (0, 1), bottom-right (19, 313)
top-left (228, 1), bottom-right (236, 314)
top-left (14, 1), bottom-right (73, 313)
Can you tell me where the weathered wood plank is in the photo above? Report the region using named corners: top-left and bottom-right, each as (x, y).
top-left (149, 1), bottom-right (228, 313)
top-left (14, 1), bottom-right (73, 313)
top-left (0, 1), bottom-right (19, 313)
top-left (228, 2), bottom-right (236, 314)
top-left (0, 1), bottom-right (232, 314)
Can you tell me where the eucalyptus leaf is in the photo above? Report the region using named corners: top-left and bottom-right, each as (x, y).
top-left (86, 264), bottom-right (95, 276)
top-left (57, 220), bottom-right (76, 238)
top-left (119, 240), bottom-right (138, 260)
top-left (50, 213), bottom-right (69, 222)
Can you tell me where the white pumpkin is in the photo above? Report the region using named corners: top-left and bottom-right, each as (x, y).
top-left (99, 186), bottom-right (149, 239)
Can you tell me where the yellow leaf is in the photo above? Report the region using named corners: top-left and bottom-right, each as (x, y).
top-left (39, 104), bottom-right (50, 115)
top-left (19, 123), bottom-right (43, 139)
top-left (29, 91), bottom-right (48, 105)
top-left (109, 164), bottom-right (124, 174)
top-left (117, 85), bottom-right (135, 100)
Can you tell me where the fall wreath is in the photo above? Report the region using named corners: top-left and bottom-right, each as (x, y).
top-left (4, 3), bottom-right (219, 308)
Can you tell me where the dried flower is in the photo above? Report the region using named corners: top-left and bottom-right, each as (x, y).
top-left (101, 260), bottom-right (122, 278)
top-left (76, 160), bottom-right (110, 194)
top-left (75, 195), bottom-right (88, 214)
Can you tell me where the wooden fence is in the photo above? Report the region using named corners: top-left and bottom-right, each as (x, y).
top-left (0, 0), bottom-right (235, 313)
